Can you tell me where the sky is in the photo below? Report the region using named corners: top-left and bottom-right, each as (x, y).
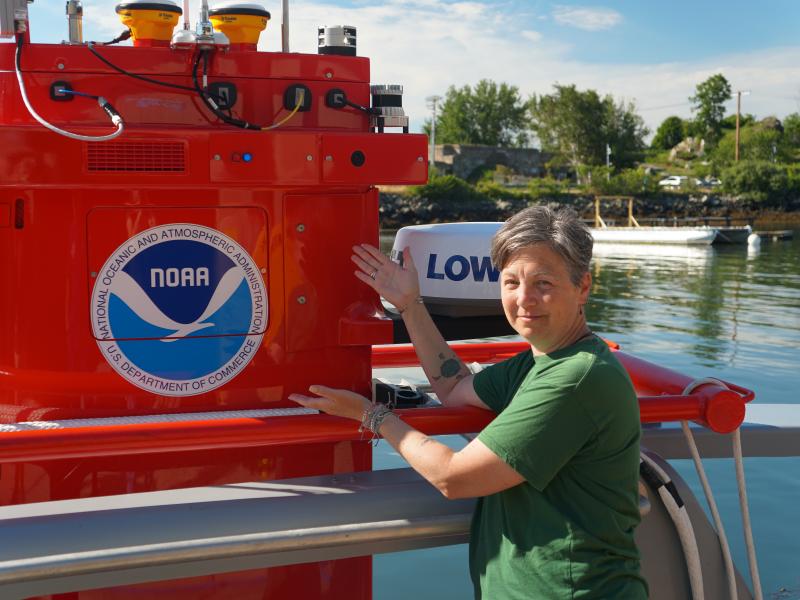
top-left (16, 0), bottom-right (800, 138)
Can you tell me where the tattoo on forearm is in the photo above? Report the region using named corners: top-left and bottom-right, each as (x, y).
top-left (432, 352), bottom-right (469, 381)
top-left (419, 436), bottom-right (434, 447)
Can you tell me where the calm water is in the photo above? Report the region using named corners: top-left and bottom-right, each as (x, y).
top-left (373, 227), bottom-right (800, 599)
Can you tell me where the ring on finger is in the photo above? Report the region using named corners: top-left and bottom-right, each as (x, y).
top-left (370, 270), bottom-right (377, 280)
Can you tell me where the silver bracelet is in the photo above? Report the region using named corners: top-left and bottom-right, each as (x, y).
top-left (358, 404), bottom-right (394, 445)
top-left (369, 404), bottom-right (394, 433)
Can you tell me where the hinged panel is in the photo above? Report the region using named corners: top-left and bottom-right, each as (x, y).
top-left (321, 133), bottom-right (428, 185)
top-left (283, 191), bottom-right (384, 352)
top-left (209, 132), bottom-right (319, 185)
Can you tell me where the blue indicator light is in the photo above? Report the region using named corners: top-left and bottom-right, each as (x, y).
top-left (242, 152), bottom-right (253, 163)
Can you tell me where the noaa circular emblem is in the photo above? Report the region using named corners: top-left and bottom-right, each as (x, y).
top-left (90, 223), bottom-right (267, 396)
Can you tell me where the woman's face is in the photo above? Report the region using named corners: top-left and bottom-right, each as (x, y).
top-left (500, 243), bottom-right (591, 354)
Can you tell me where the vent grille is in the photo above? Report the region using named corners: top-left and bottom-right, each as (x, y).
top-left (87, 141), bottom-right (186, 173)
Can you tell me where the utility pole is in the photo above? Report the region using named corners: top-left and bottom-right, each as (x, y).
top-left (425, 95), bottom-right (442, 169)
top-left (606, 144), bottom-right (611, 181)
top-left (735, 90), bottom-right (750, 162)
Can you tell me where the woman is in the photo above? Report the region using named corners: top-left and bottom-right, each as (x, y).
top-left (290, 206), bottom-right (647, 599)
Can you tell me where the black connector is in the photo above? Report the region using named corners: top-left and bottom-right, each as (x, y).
top-left (374, 382), bottom-right (428, 408)
top-left (208, 82), bottom-right (237, 110)
top-left (325, 88), bottom-right (380, 116)
top-left (98, 98), bottom-right (121, 123)
top-left (50, 81), bottom-right (73, 101)
top-left (351, 150), bottom-right (365, 167)
top-left (99, 29), bottom-right (132, 46)
top-left (325, 88), bottom-right (347, 108)
top-left (283, 84), bottom-right (312, 112)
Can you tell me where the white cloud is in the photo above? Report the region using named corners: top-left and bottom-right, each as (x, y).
top-left (270, 0), bottom-right (567, 129)
top-left (82, 0), bottom-right (137, 37)
top-left (521, 30), bottom-right (542, 42)
top-left (582, 49), bottom-right (800, 133)
top-left (281, 2), bottom-right (799, 133)
top-left (552, 6), bottom-right (623, 31)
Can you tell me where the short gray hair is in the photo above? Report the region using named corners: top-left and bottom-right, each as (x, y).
top-left (490, 206), bottom-right (593, 285)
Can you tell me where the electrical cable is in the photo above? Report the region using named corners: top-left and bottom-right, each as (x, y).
top-left (87, 42), bottom-right (197, 93)
top-left (98, 29), bottom-right (132, 46)
top-left (56, 88), bottom-right (100, 100)
top-left (345, 98), bottom-right (380, 116)
top-left (15, 35), bottom-right (124, 142)
top-left (89, 42), bottom-right (234, 120)
top-left (192, 50), bottom-right (257, 129)
top-left (87, 44), bottom-right (303, 130)
top-left (19, 33), bottom-right (305, 141)
top-left (191, 49), bottom-right (304, 131)
top-left (262, 98), bottom-right (304, 130)
top-left (638, 101), bottom-right (692, 112)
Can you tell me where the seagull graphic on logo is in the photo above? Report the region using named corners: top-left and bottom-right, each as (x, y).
top-left (112, 269), bottom-right (245, 342)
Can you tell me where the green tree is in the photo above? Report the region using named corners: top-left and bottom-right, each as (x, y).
top-left (690, 74), bottom-right (732, 146)
top-left (720, 113), bottom-right (756, 131)
top-left (604, 97), bottom-right (649, 168)
top-left (530, 85), bottom-right (605, 169)
top-left (577, 166), bottom-right (658, 196)
top-left (529, 84), bottom-right (647, 172)
top-left (422, 80), bottom-right (529, 147)
top-left (651, 116), bottom-right (685, 150)
top-left (713, 118), bottom-right (792, 164)
top-left (721, 160), bottom-right (791, 203)
top-left (783, 112), bottom-right (800, 151)
top-left (527, 176), bottom-right (569, 199)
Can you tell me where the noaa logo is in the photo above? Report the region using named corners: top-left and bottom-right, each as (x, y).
top-left (90, 224), bottom-right (266, 396)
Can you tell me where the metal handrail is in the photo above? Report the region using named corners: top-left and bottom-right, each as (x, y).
top-left (0, 468), bottom-right (473, 598)
top-left (0, 516), bottom-right (470, 586)
top-left (0, 343), bottom-right (756, 464)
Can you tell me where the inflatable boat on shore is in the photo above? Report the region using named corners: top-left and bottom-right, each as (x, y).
top-left (0, 2), bottom-right (793, 599)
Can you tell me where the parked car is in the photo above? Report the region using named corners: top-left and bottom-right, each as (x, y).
top-left (702, 177), bottom-right (722, 187)
top-left (658, 175), bottom-right (688, 188)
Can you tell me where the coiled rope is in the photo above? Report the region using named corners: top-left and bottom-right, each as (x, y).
top-left (640, 451), bottom-right (704, 599)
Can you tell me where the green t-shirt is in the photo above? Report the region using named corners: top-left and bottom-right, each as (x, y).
top-left (470, 335), bottom-right (647, 599)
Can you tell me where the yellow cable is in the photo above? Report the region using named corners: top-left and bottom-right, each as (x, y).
top-left (261, 90), bottom-right (305, 131)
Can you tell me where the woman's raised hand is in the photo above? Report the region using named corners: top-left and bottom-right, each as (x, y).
top-left (352, 244), bottom-right (420, 312)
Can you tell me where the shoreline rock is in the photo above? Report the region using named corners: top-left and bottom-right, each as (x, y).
top-left (379, 192), bottom-right (800, 229)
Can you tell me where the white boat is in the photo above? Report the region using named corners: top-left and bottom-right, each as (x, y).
top-left (590, 226), bottom-right (718, 245)
top-left (713, 225), bottom-right (753, 244)
top-left (589, 197), bottom-right (718, 245)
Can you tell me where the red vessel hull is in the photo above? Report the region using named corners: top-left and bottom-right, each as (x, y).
top-left (1, 38), bottom-right (427, 598)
